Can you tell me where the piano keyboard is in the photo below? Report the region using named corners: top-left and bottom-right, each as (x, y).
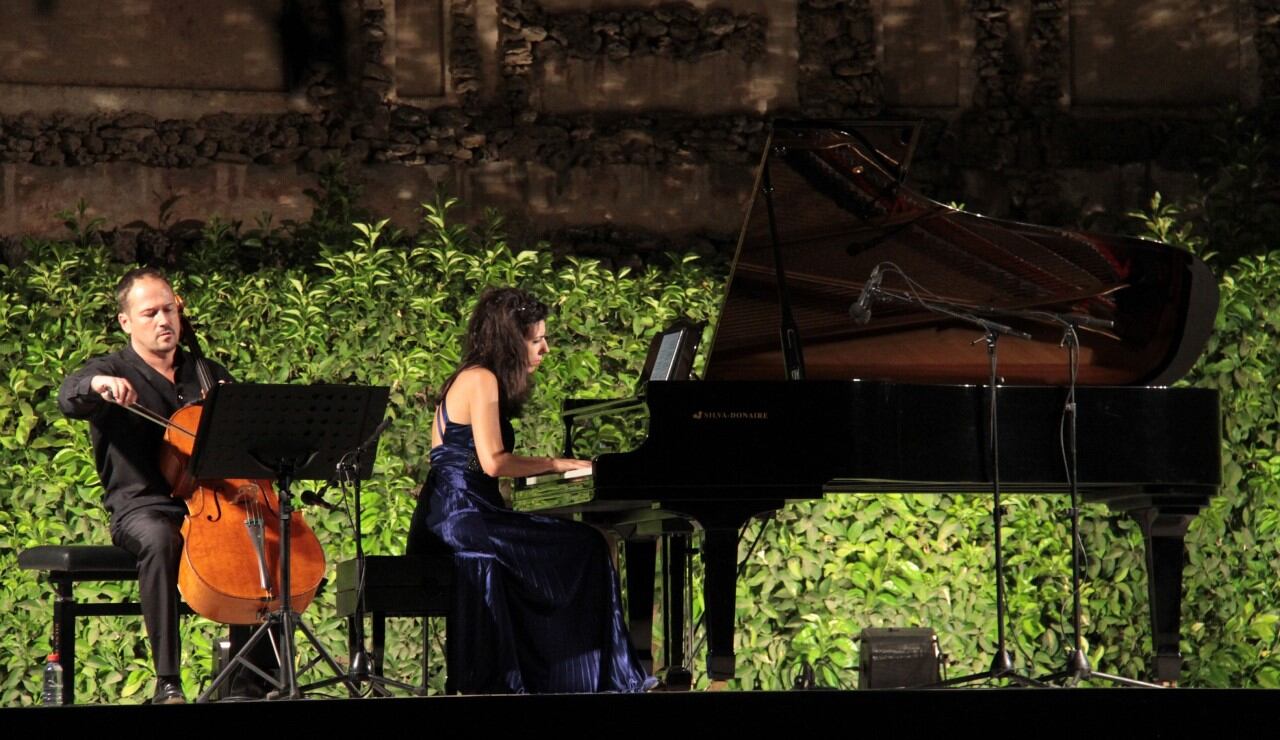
top-left (521, 466), bottom-right (594, 486)
top-left (515, 467), bottom-right (596, 512)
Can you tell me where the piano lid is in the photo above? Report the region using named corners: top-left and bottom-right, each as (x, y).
top-left (705, 121), bottom-right (1219, 386)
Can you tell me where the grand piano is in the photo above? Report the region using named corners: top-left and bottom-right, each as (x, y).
top-left (513, 121), bottom-right (1221, 685)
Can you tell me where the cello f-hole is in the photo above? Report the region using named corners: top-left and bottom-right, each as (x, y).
top-left (208, 488), bottom-right (223, 522)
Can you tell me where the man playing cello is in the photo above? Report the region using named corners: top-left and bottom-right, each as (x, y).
top-left (58, 267), bottom-right (269, 703)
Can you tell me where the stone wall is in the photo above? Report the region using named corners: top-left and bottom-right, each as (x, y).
top-left (1, 0), bottom-right (1274, 259)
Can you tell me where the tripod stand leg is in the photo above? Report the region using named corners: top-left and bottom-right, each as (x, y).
top-left (297, 617), bottom-right (354, 678)
top-left (294, 616), bottom-right (365, 695)
top-left (198, 619), bottom-right (280, 703)
top-left (278, 611), bottom-right (300, 698)
top-left (1087, 669), bottom-right (1165, 689)
top-left (304, 613), bottom-right (417, 697)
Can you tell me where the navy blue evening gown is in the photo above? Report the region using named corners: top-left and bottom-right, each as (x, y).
top-left (407, 402), bottom-right (654, 694)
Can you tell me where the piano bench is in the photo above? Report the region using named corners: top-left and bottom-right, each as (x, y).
top-left (17, 544), bottom-right (194, 705)
top-left (334, 554), bottom-right (454, 695)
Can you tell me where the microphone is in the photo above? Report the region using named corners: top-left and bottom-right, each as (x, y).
top-left (848, 265), bottom-right (884, 325)
top-left (1062, 313), bottom-right (1115, 330)
top-left (301, 489), bottom-right (339, 512)
top-left (356, 417), bottom-right (392, 455)
top-left (337, 417), bottom-right (393, 482)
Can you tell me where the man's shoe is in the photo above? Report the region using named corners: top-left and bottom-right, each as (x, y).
top-left (222, 674), bottom-right (271, 702)
top-left (152, 676), bottom-right (186, 705)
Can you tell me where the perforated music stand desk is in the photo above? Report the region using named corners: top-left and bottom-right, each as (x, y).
top-left (190, 383), bottom-right (389, 482)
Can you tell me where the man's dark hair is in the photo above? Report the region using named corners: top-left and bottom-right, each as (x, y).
top-left (114, 267), bottom-right (171, 313)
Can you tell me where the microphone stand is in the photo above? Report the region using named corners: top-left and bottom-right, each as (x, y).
top-left (345, 437), bottom-right (419, 695)
top-left (1033, 321), bottom-right (1162, 688)
top-left (866, 286), bottom-right (1042, 687)
top-left (305, 421), bottom-right (417, 696)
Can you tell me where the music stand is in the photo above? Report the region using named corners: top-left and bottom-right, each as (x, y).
top-left (638, 318), bottom-right (704, 390)
top-left (191, 383), bottom-right (389, 702)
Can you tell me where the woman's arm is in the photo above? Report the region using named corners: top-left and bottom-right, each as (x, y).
top-left (451, 367), bottom-right (591, 478)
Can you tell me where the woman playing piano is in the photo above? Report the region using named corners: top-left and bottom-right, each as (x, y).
top-left (407, 287), bottom-right (655, 693)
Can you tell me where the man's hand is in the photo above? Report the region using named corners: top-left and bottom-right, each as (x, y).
top-left (91, 375), bottom-right (138, 407)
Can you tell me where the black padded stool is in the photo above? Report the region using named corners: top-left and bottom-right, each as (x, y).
top-left (18, 544), bottom-right (192, 705)
top-left (334, 553), bottom-right (453, 694)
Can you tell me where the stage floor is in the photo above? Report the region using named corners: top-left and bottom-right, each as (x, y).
top-left (10, 687), bottom-right (1275, 737)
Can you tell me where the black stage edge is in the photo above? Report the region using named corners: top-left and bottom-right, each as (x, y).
top-left (8, 688), bottom-right (1277, 737)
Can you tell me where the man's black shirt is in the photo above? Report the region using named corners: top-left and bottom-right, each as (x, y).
top-left (58, 344), bottom-right (233, 521)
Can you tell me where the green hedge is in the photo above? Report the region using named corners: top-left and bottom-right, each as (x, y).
top-left (2, 197), bottom-right (1279, 704)
top-left (0, 199), bottom-right (723, 705)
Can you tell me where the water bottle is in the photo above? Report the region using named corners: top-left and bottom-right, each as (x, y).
top-left (41, 653), bottom-right (63, 705)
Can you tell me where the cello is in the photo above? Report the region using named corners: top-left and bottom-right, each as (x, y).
top-left (115, 299), bottom-right (327, 625)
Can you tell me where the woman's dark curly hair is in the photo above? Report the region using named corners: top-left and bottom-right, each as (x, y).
top-left (440, 287), bottom-right (549, 416)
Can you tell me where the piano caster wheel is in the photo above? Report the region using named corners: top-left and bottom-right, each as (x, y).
top-left (661, 667), bottom-right (693, 691)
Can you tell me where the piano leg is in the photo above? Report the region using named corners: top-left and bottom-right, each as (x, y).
top-left (663, 534), bottom-right (693, 688)
top-left (680, 505), bottom-right (779, 683)
top-left (1132, 507), bottom-right (1195, 685)
top-left (702, 527), bottom-right (738, 681)
top-left (623, 539), bottom-right (656, 673)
